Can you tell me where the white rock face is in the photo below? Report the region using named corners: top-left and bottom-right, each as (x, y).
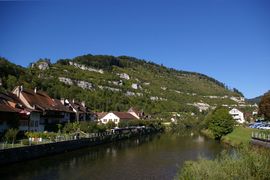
top-left (118, 73), bottom-right (130, 80)
top-left (188, 102), bottom-right (210, 112)
top-left (98, 85), bottom-right (120, 92)
top-left (161, 87), bottom-right (167, 90)
top-left (143, 82), bottom-right (150, 86)
top-left (150, 96), bottom-right (167, 101)
top-left (37, 62), bottom-right (50, 70)
top-left (108, 80), bottom-right (123, 86)
top-left (131, 83), bottom-right (141, 90)
top-left (76, 80), bottom-right (93, 90)
top-left (69, 62), bottom-right (104, 74)
top-left (59, 77), bottom-right (93, 90)
top-left (174, 90), bottom-right (183, 94)
top-left (125, 91), bottom-right (136, 96)
top-left (230, 96), bottom-right (245, 103)
top-left (59, 77), bottom-right (73, 85)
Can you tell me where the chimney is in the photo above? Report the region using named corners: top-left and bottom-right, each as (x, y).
top-left (34, 87), bottom-right (37, 93)
top-left (72, 99), bottom-right (75, 103)
top-left (60, 98), bottom-right (65, 105)
top-left (81, 101), bottom-right (85, 107)
top-left (17, 85), bottom-right (23, 97)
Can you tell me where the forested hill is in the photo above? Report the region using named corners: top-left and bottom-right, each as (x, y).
top-left (0, 55), bottom-right (245, 115)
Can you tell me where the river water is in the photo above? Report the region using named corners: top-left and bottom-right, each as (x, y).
top-left (0, 133), bottom-right (225, 180)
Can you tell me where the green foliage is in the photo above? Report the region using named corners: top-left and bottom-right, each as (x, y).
top-left (170, 113), bottom-right (201, 132)
top-left (4, 128), bottom-right (19, 144)
top-left (258, 91), bottom-right (270, 120)
top-left (1, 55), bottom-right (243, 116)
top-left (207, 107), bottom-right (235, 140)
top-left (177, 146), bottom-right (270, 180)
top-left (105, 121), bottom-right (116, 129)
top-left (221, 126), bottom-right (263, 146)
top-left (25, 131), bottom-right (57, 140)
top-left (62, 122), bottom-right (80, 134)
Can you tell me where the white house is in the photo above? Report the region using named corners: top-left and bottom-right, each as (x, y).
top-left (98, 112), bottom-right (138, 126)
top-left (229, 108), bottom-right (245, 124)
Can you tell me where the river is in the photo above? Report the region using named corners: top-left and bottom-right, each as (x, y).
top-left (0, 133), bottom-right (225, 180)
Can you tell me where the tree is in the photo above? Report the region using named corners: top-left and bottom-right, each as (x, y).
top-left (106, 121), bottom-right (116, 129)
top-left (4, 128), bottom-right (19, 144)
top-left (258, 91), bottom-right (270, 120)
top-left (208, 107), bottom-right (235, 140)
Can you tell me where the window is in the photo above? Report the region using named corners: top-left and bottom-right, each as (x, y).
top-left (103, 119), bottom-right (107, 122)
top-left (35, 121), bottom-right (38, 127)
top-left (114, 119), bottom-right (118, 122)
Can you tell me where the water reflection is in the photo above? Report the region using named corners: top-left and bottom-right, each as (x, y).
top-left (0, 133), bottom-right (225, 180)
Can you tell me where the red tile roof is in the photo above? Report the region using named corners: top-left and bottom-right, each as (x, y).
top-left (113, 112), bottom-right (137, 120)
top-left (52, 99), bottom-right (74, 113)
top-left (21, 89), bottom-right (56, 111)
top-left (0, 104), bottom-right (20, 113)
top-left (96, 112), bottom-right (108, 119)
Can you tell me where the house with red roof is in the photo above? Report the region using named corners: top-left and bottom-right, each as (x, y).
top-left (98, 111), bottom-right (139, 126)
top-left (61, 99), bottom-right (93, 121)
top-left (0, 91), bottom-right (42, 132)
top-left (12, 86), bottom-right (76, 128)
top-left (127, 107), bottom-right (144, 119)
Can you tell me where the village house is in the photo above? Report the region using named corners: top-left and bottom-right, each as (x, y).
top-left (13, 86), bottom-right (74, 126)
top-left (127, 107), bottom-right (144, 119)
top-left (229, 108), bottom-right (245, 124)
top-left (61, 99), bottom-right (93, 121)
top-left (0, 92), bottom-right (42, 132)
top-left (98, 111), bottom-right (139, 126)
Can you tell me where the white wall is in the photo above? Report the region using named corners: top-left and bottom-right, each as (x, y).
top-left (100, 113), bottom-right (120, 125)
top-left (26, 112), bottom-right (44, 132)
top-left (229, 108), bottom-right (245, 124)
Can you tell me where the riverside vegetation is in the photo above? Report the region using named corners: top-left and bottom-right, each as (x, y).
top-left (175, 106), bottom-right (270, 179)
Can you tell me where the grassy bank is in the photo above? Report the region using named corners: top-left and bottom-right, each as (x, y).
top-left (177, 127), bottom-right (270, 179)
top-left (201, 126), bottom-right (263, 147)
top-left (177, 146), bottom-right (270, 180)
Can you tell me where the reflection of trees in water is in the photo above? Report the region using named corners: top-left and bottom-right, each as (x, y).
top-left (0, 134), bottom-right (158, 179)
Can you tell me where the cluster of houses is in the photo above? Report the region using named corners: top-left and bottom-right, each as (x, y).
top-left (0, 86), bottom-right (143, 133)
top-left (0, 86), bottom-right (258, 134)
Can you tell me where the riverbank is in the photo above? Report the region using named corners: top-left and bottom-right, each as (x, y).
top-left (177, 127), bottom-right (270, 179)
top-left (201, 126), bottom-right (262, 147)
top-left (0, 128), bottom-right (157, 166)
top-left (177, 145), bottom-right (270, 180)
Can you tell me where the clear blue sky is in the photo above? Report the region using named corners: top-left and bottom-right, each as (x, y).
top-left (0, 0), bottom-right (269, 98)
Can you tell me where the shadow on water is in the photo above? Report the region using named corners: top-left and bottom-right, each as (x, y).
top-left (0, 133), bottom-right (226, 180)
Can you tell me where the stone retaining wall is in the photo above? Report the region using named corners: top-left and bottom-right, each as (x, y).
top-left (0, 131), bottom-right (151, 165)
top-left (251, 138), bottom-right (270, 149)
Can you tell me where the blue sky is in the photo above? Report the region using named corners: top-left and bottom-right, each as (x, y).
top-left (0, 0), bottom-right (269, 98)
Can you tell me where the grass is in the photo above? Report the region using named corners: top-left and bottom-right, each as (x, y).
top-left (202, 126), bottom-right (264, 147)
top-left (177, 127), bottom-right (270, 179)
top-left (177, 146), bottom-right (270, 180)
top-left (221, 126), bottom-right (265, 147)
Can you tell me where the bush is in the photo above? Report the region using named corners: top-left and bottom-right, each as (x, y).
top-left (22, 139), bottom-right (30, 145)
top-left (177, 146), bottom-right (270, 180)
top-left (207, 107), bottom-right (235, 140)
top-left (4, 128), bottom-right (19, 144)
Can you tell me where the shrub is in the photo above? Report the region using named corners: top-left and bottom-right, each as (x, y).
top-left (207, 107), bottom-right (235, 140)
top-left (177, 146), bottom-right (270, 180)
top-left (4, 128), bottom-right (19, 144)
